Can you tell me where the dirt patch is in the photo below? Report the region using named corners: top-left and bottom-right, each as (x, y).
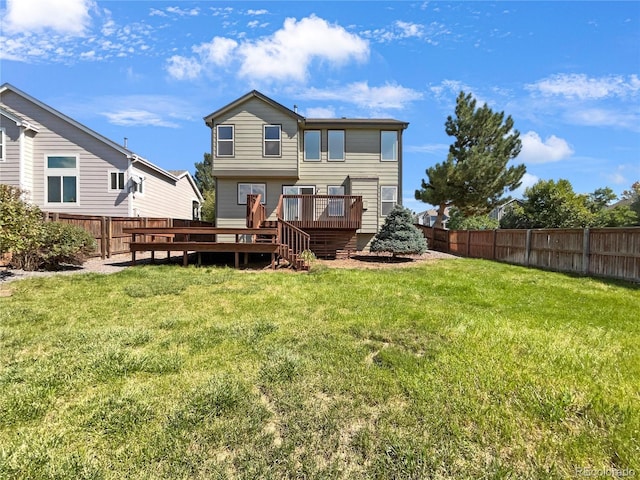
top-left (314, 250), bottom-right (459, 270)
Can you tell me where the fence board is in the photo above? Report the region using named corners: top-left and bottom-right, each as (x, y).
top-left (415, 225), bottom-right (640, 283)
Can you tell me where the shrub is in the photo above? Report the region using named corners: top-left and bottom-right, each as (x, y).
top-left (0, 184), bottom-right (43, 259)
top-left (370, 205), bottom-right (428, 256)
top-left (18, 222), bottom-right (96, 270)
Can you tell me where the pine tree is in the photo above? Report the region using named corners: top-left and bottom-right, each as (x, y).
top-left (370, 205), bottom-right (428, 256)
top-left (416, 91), bottom-right (525, 228)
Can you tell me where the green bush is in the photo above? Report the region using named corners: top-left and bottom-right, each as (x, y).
top-left (0, 184), bottom-right (43, 259)
top-left (13, 222), bottom-right (96, 271)
top-left (371, 205), bottom-right (428, 256)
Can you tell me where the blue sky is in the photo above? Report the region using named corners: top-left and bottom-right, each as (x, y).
top-left (2, 0), bottom-right (639, 213)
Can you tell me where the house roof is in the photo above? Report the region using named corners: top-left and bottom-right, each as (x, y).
top-left (0, 107), bottom-right (40, 132)
top-left (203, 90), bottom-right (409, 129)
top-left (0, 83), bottom-right (180, 183)
top-left (204, 90), bottom-right (304, 126)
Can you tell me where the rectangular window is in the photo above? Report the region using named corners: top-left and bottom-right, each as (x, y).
top-left (381, 131), bottom-right (398, 161)
top-left (217, 125), bottom-right (234, 157)
top-left (109, 171), bottom-right (126, 191)
top-left (264, 125), bottom-right (281, 156)
top-left (238, 183), bottom-right (266, 204)
top-left (328, 185), bottom-right (345, 217)
top-left (381, 186), bottom-right (397, 216)
top-left (304, 130), bottom-right (320, 161)
top-left (46, 155), bottom-right (78, 204)
top-left (0, 128), bottom-right (5, 162)
top-left (328, 130), bottom-right (345, 161)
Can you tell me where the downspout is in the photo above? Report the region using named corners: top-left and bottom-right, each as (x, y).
top-left (127, 156), bottom-right (134, 217)
top-left (18, 126), bottom-right (26, 197)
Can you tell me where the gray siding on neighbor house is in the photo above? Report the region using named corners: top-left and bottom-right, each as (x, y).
top-left (0, 90), bottom-right (131, 216)
top-left (0, 113), bottom-right (21, 187)
top-left (133, 165), bottom-right (198, 219)
top-left (211, 97), bottom-right (299, 177)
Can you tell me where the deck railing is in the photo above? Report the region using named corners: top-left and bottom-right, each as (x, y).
top-left (246, 194), bottom-right (266, 228)
top-left (277, 219), bottom-right (311, 270)
top-left (276, 195), bottom-right (363, 229)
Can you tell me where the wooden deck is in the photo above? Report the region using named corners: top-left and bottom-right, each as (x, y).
top-left (123, 227), bottom-right (281, 268)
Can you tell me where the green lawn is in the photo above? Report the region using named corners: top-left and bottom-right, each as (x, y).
top-left (0, 259), bottom-right (638, 479)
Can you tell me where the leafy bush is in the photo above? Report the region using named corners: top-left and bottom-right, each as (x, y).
top-left (0, 184), bottom-right (43, 258)
top-left (370, 205), bottom-right (428, 256)
top-left (447, 207), bottom-right (499, 230)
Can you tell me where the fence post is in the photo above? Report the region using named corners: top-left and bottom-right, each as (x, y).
top-left (492, 229), bottom-right (497, 260)
top-left (466, 230), bottom-right (471, 257)
top-left (525, 229), bottom-right (532, 267)
top-left (582, 228), bottom-right (590, 275)
top-left (100, 217), bottom-right (107, 259)
top-left (107, 217), bottom-right (112, 258)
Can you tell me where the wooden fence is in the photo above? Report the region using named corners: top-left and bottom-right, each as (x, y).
top-left (416, 225), bottom-right (640, 283)
top-left (43, 212), bottom-right (213, 259)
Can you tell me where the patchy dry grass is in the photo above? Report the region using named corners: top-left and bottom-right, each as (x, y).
top-left (0, 260), bottom-right (638, 479)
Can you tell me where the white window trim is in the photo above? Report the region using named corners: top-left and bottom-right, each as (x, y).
top-left (381, 130), bottom-right (398, 162)
top-left (238, 183), bottom-right (266, 205)
top-left (263, 124), bottom-right (282, 157)
top-left (108, 170), bottom-right (126, 192)
top-left (216, 124), bottom-right (234, 157)
top-left (0, 128), bottom-right (5, 162)
top-left (303, 130), bottom-right (321, 162)
top-left (44, 154), bottom-right (80, 206)
top-left (380, 185), bottom-right (398, 216)
top-left (328, 130), bottom-right (345, 162)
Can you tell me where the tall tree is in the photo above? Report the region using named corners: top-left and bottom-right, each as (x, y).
top-left (193, 153), bottom-right (216, 222)
top-left (194, 152), bottom-right (214, 193)
top-left (415, 91), bottom-right (525, 228)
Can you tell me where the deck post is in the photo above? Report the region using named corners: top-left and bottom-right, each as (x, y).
top-left (235, 252), bottom-right (240, 268)
top-left (183, 251), bottom-right (188, 267)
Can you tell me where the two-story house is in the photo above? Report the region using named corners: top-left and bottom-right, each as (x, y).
top-left (204, 90), bottom-right (408, 256)
top-left (0, 83), bottom-right (203, 220)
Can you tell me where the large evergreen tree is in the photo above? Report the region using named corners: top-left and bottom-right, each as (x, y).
top-left (370, 205), bottom-right (428, 257)
top-left (415, 91), bottom-right (526, 228)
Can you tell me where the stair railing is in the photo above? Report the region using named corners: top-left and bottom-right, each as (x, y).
top-left (246, 194), bottom-right (266, 228)
top-left (277, 217), bottom-right (310, 270)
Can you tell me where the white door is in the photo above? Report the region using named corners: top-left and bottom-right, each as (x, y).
top-left (283, 186), bottom-right (315, 220)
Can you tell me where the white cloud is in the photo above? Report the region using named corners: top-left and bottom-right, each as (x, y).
top-left (165, 6), bottom-right (200, 17)
top-left (361, 20), bottom-right (449, 44)
top-left (166, 55), bottom-right (202, 80)
top-left (192, 37), bottom-right (238, 66)
top-left (567, 108), bottom-right (640, 131)
top-left (166, 15), bottom-right (369, 84)
top-left (405, 143), bottom-right (449, 154)
top-left (512, 172), bottom-right (539, 198)
top-left (304, 107), bottom-right (336, 118)
top-left (302, 82), bottom-right (423, 110)
top-left (247, 9), bottom-right (268, 16)
top-left (527, 74), bottom-right (640, 100)
top-left (518, 131), bottom-right (574, 164)
top-left (102, 110), bottom-right (180, 128)
top-left (3, 0), bottom-right (94, 35)
top-left (237, 15), bottom-right (369, 82)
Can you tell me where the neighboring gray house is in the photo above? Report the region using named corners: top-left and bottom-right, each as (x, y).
top-left (204, 90), bottom-right (408, 251)
top-left (489, 198), bottom-right (523, 221)
top-left (0, 83), bottom-right (202, 219)
top-left (415, 207), bottom-right (450, 228)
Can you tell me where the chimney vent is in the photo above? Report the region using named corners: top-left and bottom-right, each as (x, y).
top-left (124, 137), bottom-right (128, 149)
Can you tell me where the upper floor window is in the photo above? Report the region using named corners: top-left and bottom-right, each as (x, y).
top-left (109, 171), bottom-right (126, 191)
top-left (46, 155), bottom-right (78, 204)
top-left (381, 185), bottom-right (397, 216)
top-left (264, 125), bottom-right (281, 156)
top-left (0, 128), bottom-right (5, 162)
top-left (131, 174), bottom-right (144, 195)
top-left (381, 131), bottom-right (398, 161)
top-left (217, 125), bottom-right (234, 157)
top-left (328, 130), bottom-right (345, 161)
top-left (304, 130), bottom-right (321, 161)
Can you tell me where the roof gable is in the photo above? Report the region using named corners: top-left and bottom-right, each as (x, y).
top-left (204, 90), bottom-right (303, 126)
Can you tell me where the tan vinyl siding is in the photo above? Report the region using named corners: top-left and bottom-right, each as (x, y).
top-left (212, 97), bottom-right (299, 176)
top-left (350, 177), bottom-right (380, 234)
top-left (1, 90), bottom-right (131, 216)
top-left (133, 166), bottom-right (199, 220)
top-left (299, 128), bottom-right (400, 231)
top-left (0, 114), bottom-right (21, 187)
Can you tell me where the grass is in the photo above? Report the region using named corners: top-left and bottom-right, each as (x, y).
top-left (0, 259), bottom-right (638, 479)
